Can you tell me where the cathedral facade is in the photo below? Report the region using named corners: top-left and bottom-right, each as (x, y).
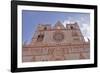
top-left (22, 21), bottom-right (90, 62)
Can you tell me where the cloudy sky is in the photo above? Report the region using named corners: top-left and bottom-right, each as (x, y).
top-left (22, 10), bottom-right (90, 44)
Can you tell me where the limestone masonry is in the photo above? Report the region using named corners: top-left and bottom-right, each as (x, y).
top-left (22, 21), bottom-right (90, 62)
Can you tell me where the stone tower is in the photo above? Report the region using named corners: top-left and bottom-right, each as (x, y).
top-left (22, 21), bottom-right (90, 62)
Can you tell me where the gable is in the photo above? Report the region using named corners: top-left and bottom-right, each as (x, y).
top-left (54, 21), bottom-right (65, 29)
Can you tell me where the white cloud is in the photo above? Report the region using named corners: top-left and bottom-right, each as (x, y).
top-left (80, 23), bottom-right (90, 39)
top-left (80, 17), bottom-right (86, 22)
top-left (63, 20), bottom-right (70, 27)
top-left (84, 37), bottom-right (89, 42)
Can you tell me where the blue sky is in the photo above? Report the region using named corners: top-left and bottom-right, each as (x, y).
top-left (22, 10), bottom-right (90, 44)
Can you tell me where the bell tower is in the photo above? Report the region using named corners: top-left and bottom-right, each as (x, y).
top-left (66, 22), bottom-right (86, 43)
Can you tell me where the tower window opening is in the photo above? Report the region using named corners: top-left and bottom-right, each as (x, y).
top-left (44, 27), bottom-right (47, 30)
top-left (37, 34), bottom-right (44, 42)
top-left (70, 26), bottom-right (74, 29)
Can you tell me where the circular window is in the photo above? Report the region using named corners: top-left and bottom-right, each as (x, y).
top-left (53, 32), bottom-right (64, 42)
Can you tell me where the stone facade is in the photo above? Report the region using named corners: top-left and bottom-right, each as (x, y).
top-left (22, 21), bottom-right (90, 62)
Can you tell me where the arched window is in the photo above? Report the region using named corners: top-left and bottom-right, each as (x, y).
top-left (44, 27), bottom-right (47, 30)
top-left (70, 26), bottom-right (74, 29)
top-left (37, 34), bottom-right (44, 42)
